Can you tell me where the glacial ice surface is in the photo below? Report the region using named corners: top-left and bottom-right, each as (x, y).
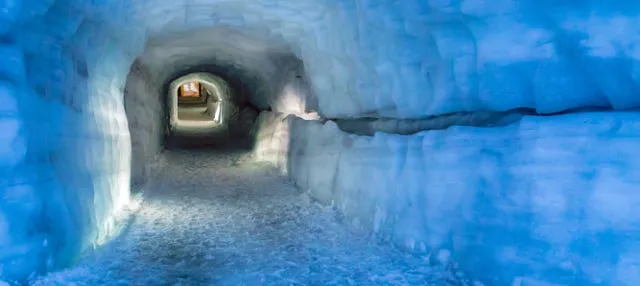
top-left (255, 110), bottom-right (640, 286)
top-left (1, 0), bottom-right (640, 284)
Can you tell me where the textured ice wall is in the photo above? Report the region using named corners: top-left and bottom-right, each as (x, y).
top-left (255, 111), bottom-right (640, 286)
top-left (132, 0), bottom-right (640, 119)
top-left (124, 60), bottom-right (165, 189)
top-left (2, 0), bottom-right (640, 282)
top-left (0, 0), bottom-right (147, 281)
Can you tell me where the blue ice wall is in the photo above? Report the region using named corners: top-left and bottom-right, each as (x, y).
top-left (117, 0), bottom-right (640, 119)
top-left (1, 0), bottom-right (640, 283)
top-left (0, 0), bottom-right (146, 281)
top-left (335, 0), bottom-right (640, 118)
top-left (256, 111), bottom-right (640, 286)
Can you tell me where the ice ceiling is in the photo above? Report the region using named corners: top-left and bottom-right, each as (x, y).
top-left (1, 0), bottom-right (640, 284)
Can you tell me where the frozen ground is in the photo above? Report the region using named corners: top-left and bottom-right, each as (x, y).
top-left (31, 148), bottom-right (471, 286)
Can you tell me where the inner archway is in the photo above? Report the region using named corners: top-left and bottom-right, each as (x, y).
top-left (168, 73), bottom-right (235, 137)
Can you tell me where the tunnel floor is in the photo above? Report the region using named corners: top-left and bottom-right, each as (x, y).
top-left (33, 148), bottom-right (470, 285)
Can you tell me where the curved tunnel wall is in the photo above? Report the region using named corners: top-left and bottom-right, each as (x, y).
top-left (1, 0), bottom-right (640, 284)
top-left (0, 1), bottom-right (144, 280)
top-left (124, 59), bottom-right (164, 190)
top-left (131, 0), bottom-right (640, 119)
top-left (141, 26), bottom-right (311, 115)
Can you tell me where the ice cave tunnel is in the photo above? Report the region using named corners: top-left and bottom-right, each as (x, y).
top-left (1, 0), bottom-right (640, 285)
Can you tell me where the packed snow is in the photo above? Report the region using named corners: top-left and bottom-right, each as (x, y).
top-left (30, 148), bottom-right (471, 286)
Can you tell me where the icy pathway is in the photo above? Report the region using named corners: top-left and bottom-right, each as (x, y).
top-left (33, 148), bottom-right (470, 285)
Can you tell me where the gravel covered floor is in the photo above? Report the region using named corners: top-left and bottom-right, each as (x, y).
top-left (32, 148), bottom-right (471, 286)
